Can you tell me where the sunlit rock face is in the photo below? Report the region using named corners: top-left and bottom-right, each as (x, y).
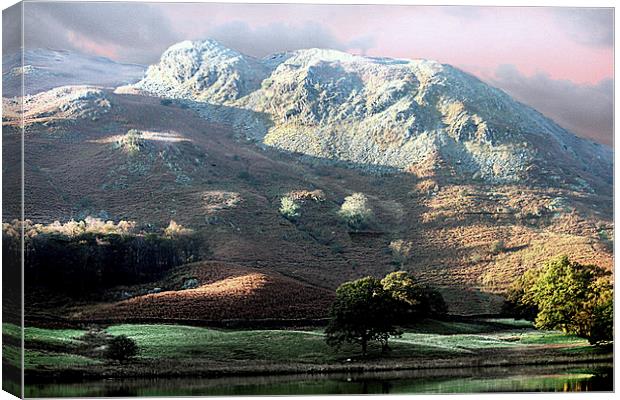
top-left (135, 39), bottom-right (612, 188)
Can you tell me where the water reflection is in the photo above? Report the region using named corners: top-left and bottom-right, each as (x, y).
top-left (26, 363), bottom-right (612, 397)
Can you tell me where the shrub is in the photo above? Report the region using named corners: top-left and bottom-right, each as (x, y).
top-left (279, 196), bottom-right (300, 220)
top-left (389, 240), bottom-right (414, 266)
top-left (237, 171), bottom-right (252, 180)
top-left (164, 220), bottom-right (193, 237)
top-left (118, 129), bottom-right (144, 155)
top-left (105, 335), bottom-right (138, 361)
top-left (181, 278), bottom-right (199, 290)
top-left (489, 240), bottom-right (506, 255)
top-left (160, 98), bottom-right (173, 106)
top-left (339, 193), bottom-right (373, 230)
top-left (287, 189), bottom-right (326, 202)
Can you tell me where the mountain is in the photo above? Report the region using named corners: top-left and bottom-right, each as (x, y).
top-left (133, 39), bottom-right (612, 192)
top-left (2, 48), bottom-right (145, 97)
top-left (3, 43), bottom-right (613, 317)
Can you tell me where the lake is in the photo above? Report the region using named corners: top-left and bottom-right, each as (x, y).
top-left (26, 363), bottom-right (613, 397)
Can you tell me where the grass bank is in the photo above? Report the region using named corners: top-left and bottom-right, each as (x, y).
top-left (2, 319), bottom-right (611, 382)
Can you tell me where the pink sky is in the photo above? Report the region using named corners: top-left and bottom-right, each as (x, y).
top-left (160, 4), bottom-right (613, 85)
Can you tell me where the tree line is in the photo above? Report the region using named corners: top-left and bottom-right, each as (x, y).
top-left (325, 256), bottom-right (613, 356)
top-left (2, 218), bottom-right (202, 296)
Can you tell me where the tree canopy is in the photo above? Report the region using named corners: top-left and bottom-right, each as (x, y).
top-left (504, 256), bottom-right (613, 346)
top-left (338, 193), bottom-right (373, 230)
top-left (325, 276), bottom-right (398, 355)
top-left (325, 271), bottom-right (446, 355)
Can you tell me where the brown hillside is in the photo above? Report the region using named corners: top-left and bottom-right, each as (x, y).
top-left (73, 262), bottom-right (335, 322)
top-left (4, 89), bottom-right (613, 316)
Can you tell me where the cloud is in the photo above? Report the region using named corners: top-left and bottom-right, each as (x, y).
top-left (489, 64), bottom-right (613, 146)
top-left (207, 21), bottom-right (375, 57)
top-left (553, 8), bottom-right (614, 48)
top-left (22, 2), bottom-right (181, 63)
top-left (2, 3), bottom-right (22, 55)
top-left (345, 35), bottom-right (376, 56)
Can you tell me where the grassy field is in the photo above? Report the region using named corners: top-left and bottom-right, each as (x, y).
top-left (2, 318), bottom-right (611, 382)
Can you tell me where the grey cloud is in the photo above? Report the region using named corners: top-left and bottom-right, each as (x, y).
top-left (22, 2), bottom-right (181, 63)
top-left (3, 3), bottom-right (22, 56)
top-left (553, 8), bottom-right (613, 47)
top-left (345, 35), bottom-right (376, 55)
top-left (489, 64), bottom-right (613, 146)
top-left (207, 21), bottom-right (375, 57)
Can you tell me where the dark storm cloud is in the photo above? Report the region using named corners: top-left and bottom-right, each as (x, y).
top-left (554, 8), bottom-right (614, 48)
top-left (207, 21), bottom-right (375, 57)
top-left (22, 2), bottom-right (181, 63)
top-left (490, 64), bottom-right (613, 147)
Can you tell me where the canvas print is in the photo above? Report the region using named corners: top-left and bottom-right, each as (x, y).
top-left (1, 1), bottom-right (614, 397)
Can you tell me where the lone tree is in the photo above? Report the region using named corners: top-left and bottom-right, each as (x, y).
top-left (504, 256), bottom-right (613, 346)
top-left (339, 193), bottom-right (373, 230)
top-left (325, 277), bottom-right (399, 355)
top-left (326, 271), bottom-right (446, 355)
top-left (105, 335), bottom-right (139, 362)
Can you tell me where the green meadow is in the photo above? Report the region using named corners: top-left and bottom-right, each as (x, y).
top-left (2, 318), bottom-right (602, 374)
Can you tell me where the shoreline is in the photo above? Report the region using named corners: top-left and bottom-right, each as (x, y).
top-left (24, 345), bottom-right (613, 384)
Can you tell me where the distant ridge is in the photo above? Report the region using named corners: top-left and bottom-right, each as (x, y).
top-left (2, 48), bottom-right (145, 96)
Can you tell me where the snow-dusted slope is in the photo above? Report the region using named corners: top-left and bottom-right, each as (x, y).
top-left (134, 39), bottom-right (612, 188)
top-left (2, 49), bottom-right (145, 97)
top-left (136, 40), bottom-right (269, 103)
top-left (3, 86), bottom-right (112, 125)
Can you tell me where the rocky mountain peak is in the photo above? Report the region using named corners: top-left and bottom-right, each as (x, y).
top-left (133, 39), bottom-right (612, 191)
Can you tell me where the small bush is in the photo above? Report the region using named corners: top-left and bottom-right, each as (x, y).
top-left (160, 98), bottom-right (173, 106)
top-left (279, 196), bottom-right (300, 220)
top-left (118, 129), bottom-right (144, 155)
top-left (164, 220), bottom-right (193, 237)
top-left (470, 251), bottom-right (484, 264)
top-left (489, 240), bottom-right (506, 255)
top-left (339, 193), bottom-right (373, 230)
top-left (80, 328), bottom-right (110, 347)
top-left (181, 278), bottom-right (199, 290)
top-left (330, 243), bottom-right (344, 254)
top-left (389, 239), bottom-right (414, 266)
top-left (105, 335), bottom-right (138, 361)
top-left (287, 189), bottom-right (326, 202)
top-left (237, 171), bottom-right (251, 180)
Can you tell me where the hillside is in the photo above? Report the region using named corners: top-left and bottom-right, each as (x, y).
top-left (133, 39), bottom-right (612, 193)
top-left (3, 81), bottom-right (613, 315)
top-left (72, 262), bottom-right (335, 323)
